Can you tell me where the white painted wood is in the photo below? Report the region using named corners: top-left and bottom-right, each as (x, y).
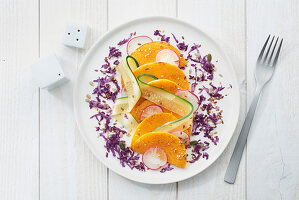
top-left (108, 0), bottom-right (177, 199)
top-left (2, 0), bottom-right (299, 199)
top-left (177, 0), bottom-right (247, 199)
top-left (39, 0), bottom-right (108, 199)
top-left (0, 0), bottom-right (39, 199)
top-left (247, 0), bottom-right (299, 199)
top-left (108, 0), bottom-right (176, 30)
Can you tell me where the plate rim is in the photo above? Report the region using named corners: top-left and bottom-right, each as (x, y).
top-left (73, 16), bottom-right (241, 184)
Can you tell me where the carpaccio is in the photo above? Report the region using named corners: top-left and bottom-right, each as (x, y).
top-left (86, 30), bottom-right (229, 172)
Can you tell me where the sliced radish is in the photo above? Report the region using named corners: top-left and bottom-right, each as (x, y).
top-left (142, 147), bottom-right (167, 170)
top-left (171, 131), bottom-right (190, 146)
top-left (155, 49), bottom-right (180, 67)
top-left (174, 89), bottom-right (200, 112)
top-left (127, 36), bottom-right (153, 55)
top-left (140, 105), bottom-right (163, 121)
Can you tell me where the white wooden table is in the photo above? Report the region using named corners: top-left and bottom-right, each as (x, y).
top-left (1, 0), bottom-right (299, 199)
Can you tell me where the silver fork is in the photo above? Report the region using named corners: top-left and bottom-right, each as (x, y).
top-left (224, 35), bottom-right (283, 184)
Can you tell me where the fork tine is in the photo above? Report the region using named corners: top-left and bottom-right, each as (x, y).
top-left (258, 35), bottom-right (271, 61)
top-left (263, 36), bottom-right (275, 63)
top-left (267, 37), bottom-right (279, 65)
top-left (272, 38), bottom-right (283, 66)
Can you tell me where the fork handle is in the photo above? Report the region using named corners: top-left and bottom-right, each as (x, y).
top-left (224, 86), bottom-right (263, 184)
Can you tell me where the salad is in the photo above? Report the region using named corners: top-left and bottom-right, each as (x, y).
top-left (86, 30), bottom-right (228, 172)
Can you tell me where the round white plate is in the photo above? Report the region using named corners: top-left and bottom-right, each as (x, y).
top-left (74, 16), bottom-right (240, 184)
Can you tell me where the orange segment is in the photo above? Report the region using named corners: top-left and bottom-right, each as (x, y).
top-left (131, 41), bottom-right (187, 68)
top-left (131, 132), bottom-right (187, 168)
top-left (132, 113), bottom-right (177, 145)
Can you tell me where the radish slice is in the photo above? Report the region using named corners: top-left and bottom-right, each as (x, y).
top-left (140, 105), bottom-right (163, 121)
top-left (155, 49), bottom-right (180, 67)
top-left (174, 89), bottom-right (200, 112)
top-left (171, 131), bottom-right (190, 146)
top-left (142, 147), bottom-right (167, 170)
top-left (127, 36), bottom-right (153, 55)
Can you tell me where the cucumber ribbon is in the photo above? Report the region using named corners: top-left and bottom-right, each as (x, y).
top-left (112, 56), bottom-right (193, 134)
top-left (137, 74), bottom-right (194, 133)
top-left (113, 112), bottom-right (138, 136)
top-left (112, 57), bottom-right (141, 115)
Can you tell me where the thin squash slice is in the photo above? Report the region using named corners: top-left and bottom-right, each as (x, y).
top-left (131, 41), bottom-right (187, 68)
top-left (131, 132), bottom-right (187, 168)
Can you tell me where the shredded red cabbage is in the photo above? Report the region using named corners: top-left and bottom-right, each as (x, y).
top-left (188, 43), bottom-right (200, 55)
top-left (113, 60), bottom-right (120, 65)
top-left (188, 140), bottom-right (210, 163)
top-left (177, 42), bottom-right (188, 51)
top-left (205, 84), bottom-right (225, 100)
top-left (92, 76), bottom-right (120, 102)
top-left (171, 33), bottom-right (179, 43)
top-left (117, 33), bottom-right (133, 46)
top-left (98, 127), bottom-right (145, 170)
top-left (108, 46), bottom-right (122, 59)
top-left (89, 98), bottom-right (110, 110)
top-left (192, 110), bottom-right (222, 146)
top-left (154, 30), bottom-right (161, 36)
top-left (160, 164), bottom-right (174, 173)
top-left (202, 152), bottom-right (209, 160)
top-left (154, 30), bottom-right (170, 43)
top-left (161, 35), bottom-right (170, 43)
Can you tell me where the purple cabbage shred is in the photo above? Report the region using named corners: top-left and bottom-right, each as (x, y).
top-left (154, 30), bottom-right (170, 43)
top-left (154, 30), bottom-right (162, 36)
top-left (117, 33), bottom-right (133, 46)
top-left (113, 60), bottom-right (120, 65)
top-left (160, 164), bottom-right (174, 173)
top-left (98, 129), bottom-right (145, 170)
top-left (161, 35), bottom-right (170, 43)
top-left (177, 42), bottom-right (188, 51)
top-left (108, 46), bottom-right (122, 59)
top-left (188, 43), bottom-right (200, 55)
top-left (171, 33), bottom-right (179, 43)
top-left (93, 76), bottom-right (120, 102)
top-left (189, 140), bottom-right (210, 163)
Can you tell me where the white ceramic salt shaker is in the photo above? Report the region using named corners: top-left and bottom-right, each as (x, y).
top-left (62, 24), bottom-right (89, 49)
top-left (30, 55), bottom-right (67, 89)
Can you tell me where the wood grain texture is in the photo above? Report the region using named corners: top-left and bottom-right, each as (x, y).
top-left (0, 0), bottom-right (39, 199)
top-left (39, 0), bottom-right (108, 199)
top-left (108, 0), bottom-right (176, 30)
top-left (2, 0), bottom-right (299, 199)
top-left (246, 0), bottom-right (299, 199)
top-left (177, 0), bottom-right (247, 199)
top-left (107, 0), bottom-right (177, 200)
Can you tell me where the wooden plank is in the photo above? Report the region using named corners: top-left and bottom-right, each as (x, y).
top-left (177, 0), bottom-right (247, 199)
top-left (0, 0), bottom-right (39, 199)
top-left (39, 0), bottom-right (108, 199)
top-left (108, 0), bottom-right (176, 30)
top-left (246, 1), bottom-right (299, 199)
top-left (107, 0), bottom-right (177, 199)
